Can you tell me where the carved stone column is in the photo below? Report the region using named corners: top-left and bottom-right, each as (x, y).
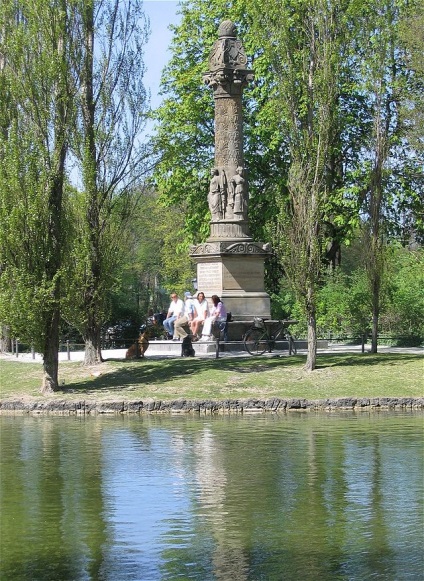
top-left (203, 20), bottom-right (254, 240)
top-left (190, 20), bottom-right (271, 322)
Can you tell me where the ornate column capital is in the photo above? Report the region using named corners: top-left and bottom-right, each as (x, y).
top-left (203, 68), bottom-right (254, 95)
top-left (202, 20), bottom-right (254, 96)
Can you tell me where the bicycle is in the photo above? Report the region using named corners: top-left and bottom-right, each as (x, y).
top-left (243, 317), bottom-right (297, 356)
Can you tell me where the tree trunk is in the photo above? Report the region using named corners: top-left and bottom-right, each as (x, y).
top-left (84, 322), bottom-right (103, 365)
top-left (84, 341), bottom-right (102, 365)
top-left (305, 291), bottom-right (317, 371)
top-left (41, 306), bottom-right (60, 393)
top-left (81, 1), bottom-right (103, 369)
top-left (370, 278), bottom-right (380, 353)
top-left (0, 325), bottom-right (12, 352)
top-left (371, 314), bottom-right (379, 354)
top-left (40, 158), bottom-right (66, 393)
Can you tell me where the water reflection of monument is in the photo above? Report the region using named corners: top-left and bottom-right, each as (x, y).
top-left (190, 20), bottom-right (271, 321)
top-left (193, 426), bottom-right (249, 580)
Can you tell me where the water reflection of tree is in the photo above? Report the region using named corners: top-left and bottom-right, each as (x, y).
top-left (158, 414), bottom-right (423, 580)
top-left (0, 417), bottom-right (110, 580)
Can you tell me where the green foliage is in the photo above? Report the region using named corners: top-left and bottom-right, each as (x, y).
top-left (60, 186), bottom-right (118, 335)
top-left (151, 1), bottom-right (215, 243)
top-left (153, 0), bottom-right (422, 285)
top-left (315, 269), bottom-right (370, 338)
top-left (398, 1), bottom-right (424, 156)
top-left (0, 271), bottom-right (56, 349)
top-left (313, 243), bottom-right (424, 340)
top-left (382, 246), bottom-right (424, 338)
top-left (271, 241), bottom-right (423, 342)
top-left (100, 187), bottom-right (197, 329)
top-left (353, 0), bottom-right (423, 244)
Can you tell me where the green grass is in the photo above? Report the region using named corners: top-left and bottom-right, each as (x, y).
top-left (1, 352), bottom-right (423, 402)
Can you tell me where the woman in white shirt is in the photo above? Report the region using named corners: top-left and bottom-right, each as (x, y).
top-left (200, 295), bottom-right (227, 341)
top-left (191, 291), bottom-right (209, 341)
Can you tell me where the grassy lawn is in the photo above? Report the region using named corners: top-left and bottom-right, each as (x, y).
top-left (0, 352), bottom-right (422, 402)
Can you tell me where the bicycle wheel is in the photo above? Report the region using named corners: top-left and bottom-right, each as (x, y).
top-left (286, 331), bottom-right (297, 355)
top-left (243, 328), bottom-right (269, 355)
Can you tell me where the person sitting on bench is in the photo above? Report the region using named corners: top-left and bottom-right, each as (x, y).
top-left (200, 295), bottom-right (227, 341)
top-left (191, 291), bottom-right (209, 341)
top-left (163, 292), bottom-right (184, 339)
top-left (174, 292), bottom-right (196, 340)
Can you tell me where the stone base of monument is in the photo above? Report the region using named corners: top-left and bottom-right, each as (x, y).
top-left (146, 339), bottom-right (245, 355)
top-left (220, 293), bottom-right (271, 323)
top-left (142, 338), bottom-right (328, 357)
top-left (190, 242), bottom-right (272, 320)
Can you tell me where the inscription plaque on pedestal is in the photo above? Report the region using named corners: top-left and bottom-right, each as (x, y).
top-left (197, 262), bottom-right (222, 293)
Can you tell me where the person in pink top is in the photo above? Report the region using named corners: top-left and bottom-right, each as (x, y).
top-left (200, 295), bottom-right (227, 341)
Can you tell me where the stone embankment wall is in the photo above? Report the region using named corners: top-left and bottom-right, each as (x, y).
top-left (0, 397), bottom-right (423, 414)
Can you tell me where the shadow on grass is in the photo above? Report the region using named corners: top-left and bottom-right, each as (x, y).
top-left (315, 352), bottom-right (422, 369)
top-left (62, 355), bottom-right (303, 393)
top-left (61, 351), bottom-right (422, 394)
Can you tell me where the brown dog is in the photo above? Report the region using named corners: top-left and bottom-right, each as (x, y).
top-left (125, 330), bottom-right (149, 359)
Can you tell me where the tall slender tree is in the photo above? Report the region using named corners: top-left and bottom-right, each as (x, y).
top-left (357, 0), bottom-right (419, 352)
top-left (0, 0), bottom-right (78, 391)
top-left (0, 11), bottom-right (13, 354)
top-left (65, 0), bottom-right (151, 365)
top-left (252, 0), bottom-right (353, 370)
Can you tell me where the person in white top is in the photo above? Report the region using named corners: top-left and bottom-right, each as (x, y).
top-left (174, 292), bottom-right (196, 340)
top-left (191, 291), bottom-right (209, 341)
top-left (163, 292), bottom-right (184, 339)
top-left (200, 295), bottom-right (227, 341)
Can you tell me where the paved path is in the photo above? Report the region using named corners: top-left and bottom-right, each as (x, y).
top-left (2, 343), bottom-right (422, 364)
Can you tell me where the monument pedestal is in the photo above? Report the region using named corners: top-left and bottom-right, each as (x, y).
top-left (190, 239), bottom-right (271, 320)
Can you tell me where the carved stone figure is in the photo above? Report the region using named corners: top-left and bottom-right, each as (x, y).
top-left (208, 167), bottom-right (235, 220)
top-left (219, 169), bottom-right (228, 219)
top-left (230, 166), bottom-right (247, 221)
top-left (208, 168), bottom-right (222, 220)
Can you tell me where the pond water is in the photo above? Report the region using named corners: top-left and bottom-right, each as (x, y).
top-left (0, 412), bottom-right (422, 581)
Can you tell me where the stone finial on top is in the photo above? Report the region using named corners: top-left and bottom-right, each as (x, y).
top-left (206, 20), bottom-right (251, 79)
top-left (218, 20), bottom-right (237, 38)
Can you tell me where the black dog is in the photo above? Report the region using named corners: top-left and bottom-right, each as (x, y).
top-left (181, 336), bottom-right (195, 357)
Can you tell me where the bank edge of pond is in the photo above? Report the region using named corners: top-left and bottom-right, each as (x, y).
top-left (0, 396), bottom-right (423, 414)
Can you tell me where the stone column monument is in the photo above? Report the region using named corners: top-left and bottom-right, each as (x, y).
top-left (190, 20), bottom-right (271, 321)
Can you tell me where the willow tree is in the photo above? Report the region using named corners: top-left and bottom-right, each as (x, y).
top-left (65, 0), bottom-right (150, 365)
top-left (0, 0), bottom-right (78, 392)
